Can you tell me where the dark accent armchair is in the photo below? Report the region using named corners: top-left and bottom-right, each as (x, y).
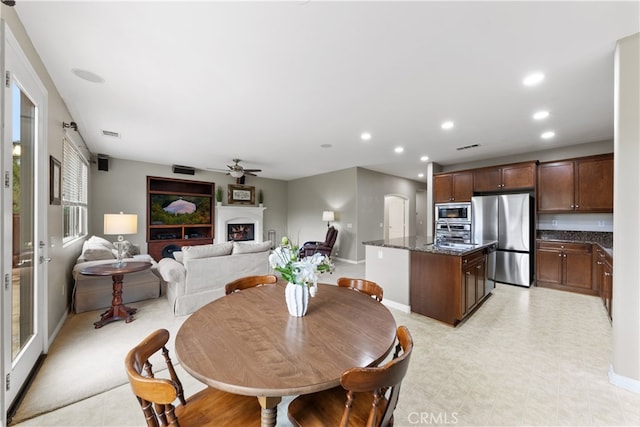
top-left (299, 226), bottom-right (338, 258)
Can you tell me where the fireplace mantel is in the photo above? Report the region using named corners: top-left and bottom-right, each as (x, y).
top-left (215, 205), bottom-right (266, 243)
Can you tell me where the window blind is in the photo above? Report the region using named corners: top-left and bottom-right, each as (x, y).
top-left (62, 138), bottom-right (88, 206)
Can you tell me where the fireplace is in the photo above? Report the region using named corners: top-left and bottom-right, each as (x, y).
top-left (214, 206), bottom-right (265, 243)
top-left (228, 223), bottom-right (255, 241)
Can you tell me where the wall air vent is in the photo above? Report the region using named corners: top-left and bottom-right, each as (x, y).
top-left (101, 130), bottom-right (120, 138)
top-left (456, 143), bottom-right (480, 151)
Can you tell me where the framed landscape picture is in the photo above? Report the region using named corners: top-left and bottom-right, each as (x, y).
top-left (50, 156), bottom-right (61, 205)
top-left (228, 184), bottom-right (255, 205)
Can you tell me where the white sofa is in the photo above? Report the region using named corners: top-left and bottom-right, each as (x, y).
top-left (72, 236), bottom-right (162, 313)
top-left (158, 240), bottom-right (272, 316)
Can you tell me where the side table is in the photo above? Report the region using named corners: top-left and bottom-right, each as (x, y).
top-left (80, 261), bottom-right (152, 328)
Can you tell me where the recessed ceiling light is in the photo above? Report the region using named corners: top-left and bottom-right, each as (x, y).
top-left (418, 173), bottom-right (425, 178)
top-left (441, 121), bottom-right (454, 130)
top-left (72, 68), bottom-right (105, 83)
top-left (360, 132), bottom-right (372, 141)
top-left (523, 72), bottom-right (544, 86)
top-left (533, 111), bottom-right (550, 120)
top-left (541, 131), bottom-right (555, 139)
top-left (420, 156), bottom-right (429, 162)
top-left (394, 146), bottom-right (404, 154)
top-left (320, 143), bottom-right (332, 148)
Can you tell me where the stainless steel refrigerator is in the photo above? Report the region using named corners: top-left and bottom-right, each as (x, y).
top-left (472, 194), bottom-right (534, 287)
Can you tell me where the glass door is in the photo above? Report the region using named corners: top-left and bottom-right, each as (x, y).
top-left (3, 26), bottom-right (47, 411)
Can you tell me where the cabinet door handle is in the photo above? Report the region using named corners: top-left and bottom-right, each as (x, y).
top-left (604, 272), bottom-right (612, 277)
top-left (558, 253), bottom-right (562, 257)
top-left (597, 261), bottom-right (603, 265)
top-left (575, 205), bottom-right (579, 208)
top-left (477, 265), bottom-right (481, 269)
top-left (570, 205), bottom-right (574, 208)
top-left (466, 271), bottom-right (470, 275)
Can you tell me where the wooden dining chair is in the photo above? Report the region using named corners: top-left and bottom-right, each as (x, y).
top-left (224, 274), bottom-right (278, 295)
top-left (337, 277), bottom-right (384, 302)
top-left (287, 325), bottom-right (413, 427)
top-left (125, 329), bottom-right (262, 427)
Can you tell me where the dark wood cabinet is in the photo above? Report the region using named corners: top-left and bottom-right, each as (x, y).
top-left (147, 176), bottom-right (215, 261)
top-left (433, 172), bottom-right (473, 203)
top-left (593, 245), bottom-right (613, 321)
top-left (461, 251), bottom-right (486, 318)
top-left (536, 241), bottom-right (595, 295)
top-left (473, 162), bottom-right (537, 192)
top-left (537, 154), bottom-right (613, 213)
top-left (410, 248), bottom-right (488, 325)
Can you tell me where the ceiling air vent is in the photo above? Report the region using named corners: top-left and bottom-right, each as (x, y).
top-left (101, 130), bottom-right (120, 138)
top-left (456, 143), bottom-right (480, 151)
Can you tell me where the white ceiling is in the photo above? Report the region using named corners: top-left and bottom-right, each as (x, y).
top-left (14, 1), bottom-right (639, 181)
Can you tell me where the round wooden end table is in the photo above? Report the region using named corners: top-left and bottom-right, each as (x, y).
top-left (80, 261), bottom-right (152, 328)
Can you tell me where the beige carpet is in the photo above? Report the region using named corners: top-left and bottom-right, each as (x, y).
top-left (11, 263), bottom-right (360, 424)
top-left (12, 297), bottom-right (188, 424)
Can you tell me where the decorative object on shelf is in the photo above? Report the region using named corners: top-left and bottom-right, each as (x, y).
top-left (322, 210), bottom-right (335, 228)
top-left (258, 189), bottom-right (264, 207)
top-left (228, 184), bottom-right (255, 205)
top-left (269, 237), bottom-right (333, 317)
top-left (104, 212), bottom-right (138, 267)
top-left (216, 186), bottom-right (223, 206)
top-left (49, 156), bottom-right (61, 205)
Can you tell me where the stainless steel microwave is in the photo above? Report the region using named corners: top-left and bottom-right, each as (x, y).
top-left (435, 202), bottom-right (472, 223)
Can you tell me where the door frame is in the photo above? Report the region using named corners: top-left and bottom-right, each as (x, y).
top-left (384, 194), bottom-right (409, 240)
top-left (2, 22), bottom-right (49, 416)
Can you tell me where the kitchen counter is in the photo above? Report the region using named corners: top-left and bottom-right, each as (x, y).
top-left (537, 237), bottom-right (613, 257)
top-left (363, 236), bottom-right (497, 256)
top-left (363, 236), bottom-right (497, 324)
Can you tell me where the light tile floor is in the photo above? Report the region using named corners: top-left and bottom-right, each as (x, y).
top-left (11, 260), bottom-right (640, 427)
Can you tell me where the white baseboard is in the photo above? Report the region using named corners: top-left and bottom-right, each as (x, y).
top-left (382, 299), bottom-right (411, 313)
top-left (609, 364), bottom-right (640, 393)
top-left (48, 306), bottom-right (70, 351)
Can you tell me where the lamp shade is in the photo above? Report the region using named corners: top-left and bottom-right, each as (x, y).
top-left (322, 211), bottom-right (335, 222)
top-left (104, 212), bottom-right (138, 236)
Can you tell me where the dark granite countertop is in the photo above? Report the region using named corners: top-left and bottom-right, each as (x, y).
top-left (363, 236), bottom-right (497, 256)
top-left (536, 230), bottom-right (613, 257)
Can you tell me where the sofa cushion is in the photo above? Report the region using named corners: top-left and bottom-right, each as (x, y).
top-left (182, 242), bottom-right (233, 261)
top-left (87, 235), bottom-right (115, 250)
top-left (232, 240), bottom-right (272, 255)
top-left (83, 243), bottom-right (116, 261)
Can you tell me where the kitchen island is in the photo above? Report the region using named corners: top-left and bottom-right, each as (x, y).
top-left (363, 236), bottom-right (497, 326)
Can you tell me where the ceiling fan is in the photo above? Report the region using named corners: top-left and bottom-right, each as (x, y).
top-left (225, 159), bottom-right (261, 178)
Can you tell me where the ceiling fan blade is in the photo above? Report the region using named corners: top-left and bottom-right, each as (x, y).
top-left (243, 169), bottom-right (261, 173)
top-left (245, 172), bottom-right (257, 176)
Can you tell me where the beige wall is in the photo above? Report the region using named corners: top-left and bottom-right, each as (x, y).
top-left (287, 167), bottom-right (425, 262)
top-left (287, 167), bottom-right (357, 260)
top-left (89, 158), bottom-right (289, 251)
top-left (2, 7), bottom-right (86, 342)
top-left (611, 32), bottom-right (640, 390)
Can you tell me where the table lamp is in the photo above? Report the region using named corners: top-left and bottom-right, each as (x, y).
top-left (322, 210), bottom-right (335, 228)
top-left (104, 212), bottom-right (138, 266)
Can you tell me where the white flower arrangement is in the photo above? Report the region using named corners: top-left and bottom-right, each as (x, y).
top-left (269, 237), bottom-right (333, 297)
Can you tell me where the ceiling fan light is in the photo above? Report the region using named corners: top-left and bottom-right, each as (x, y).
top-left (230, 170), bottom-right (243, 178)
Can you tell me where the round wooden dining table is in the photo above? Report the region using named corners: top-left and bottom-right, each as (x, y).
top-left (175, 282), bottom-right (397, 427)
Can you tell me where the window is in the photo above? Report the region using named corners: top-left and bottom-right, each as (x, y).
top-left (62, 137), bottom-right (88, 244)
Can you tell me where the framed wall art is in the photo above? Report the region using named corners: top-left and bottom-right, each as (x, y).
top-left (227, 184), bottom-right (255, 205)
top-left (50, 156), bottom-right (61, 205)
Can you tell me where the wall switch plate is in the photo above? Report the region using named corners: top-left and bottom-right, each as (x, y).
top-left (378, 250), bottom-right (384, 259)
top-left (347, 223), bottom-right (353, 228)
top-left (552, 220), bottom-right (558, 226)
